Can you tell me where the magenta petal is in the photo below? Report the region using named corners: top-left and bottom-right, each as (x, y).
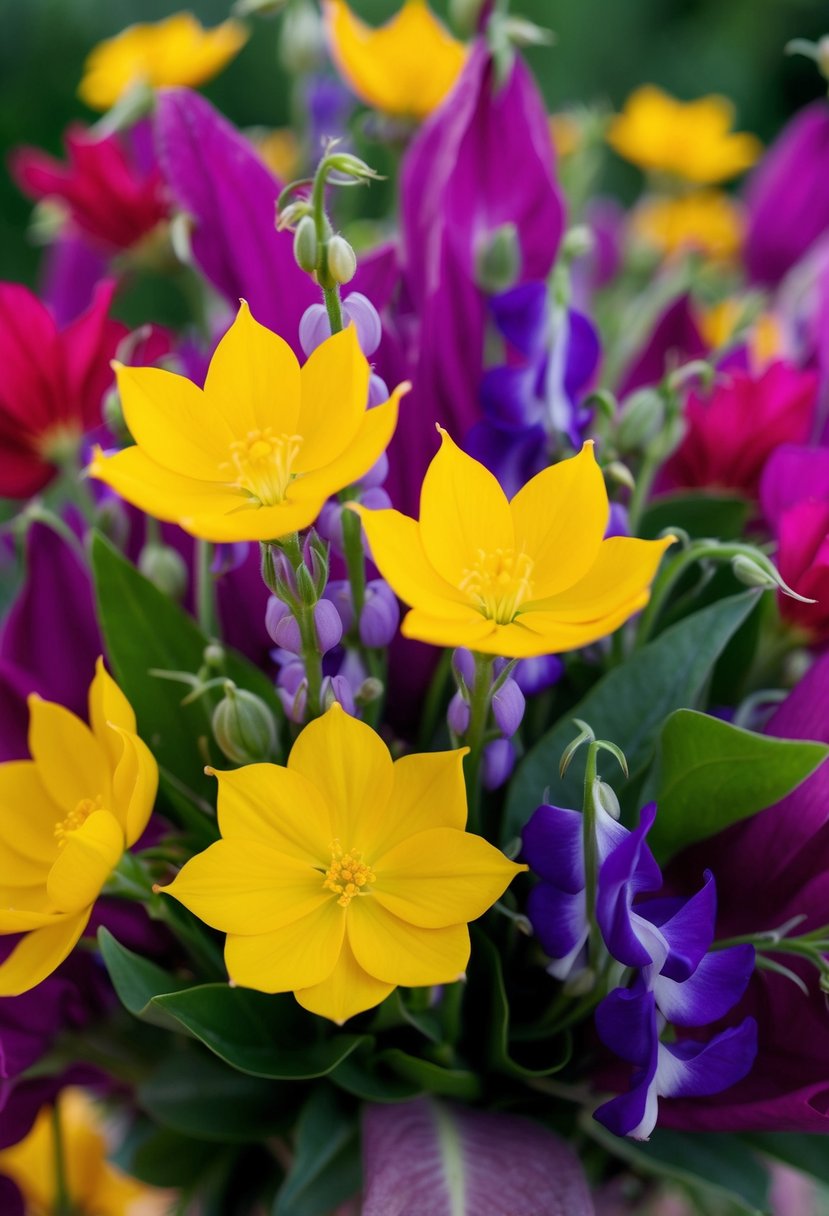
top-left (361, 1098), bottom-right (592, 1216)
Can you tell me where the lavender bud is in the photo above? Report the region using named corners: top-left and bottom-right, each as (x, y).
top-left (360, 487), bottom-right (391, 512)
top-left (302, 530), bottom-right (329, 593)
top-left (359, 580), bottom-right (400, 648)
top-left (314, 598), bottom-right (344, 653)
top-left (317, 499), bottom-right (344, 554)
top-left (482, 738), bottom-right (516, 790)
top-left (452, 647), bottom-right (476, 690)
top-left (605, 503), bottom-right (630, 539)
top-left (367, 373), bottom-right (390, 408)
top-left (492, 678), bottom-right (526, 738)
top-left (321, 673), bottom-right (356, 715)
top-left (342, 292), bottom-right (382, 356)
top-left (325, 579), bottom-right (355, 634)
top-left (358, 451), bottom-right (389, 489)
top-left (269, 604), bottom-right (303, 654)
top-left (298, 303), bottom-right (331, 356)
top-left (212, 541), bottom-right (250, 575)
top-left (265, 596), bottom-right (293, 645)
top-left (447, 690), bottom-right (471, 736)
top-left (513, 655), bottom-right (564, 697)
top-left (212, 683), bottom-right (277, 764)
top-left (278, 679), bottom-right (308, 725)
top-left (276, 656), bottom-right (306, 695)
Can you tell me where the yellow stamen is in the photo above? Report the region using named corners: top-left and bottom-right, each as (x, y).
top-left (459, 548), bottom-right (535, 624)
top-left (322, 840), bottom-right (376, 908)
top-left (223, 429), bottom-right (303, 506)
top-left (55, 795), bottom-right (103, 847)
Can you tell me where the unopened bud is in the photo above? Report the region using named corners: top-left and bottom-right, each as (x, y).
top-left (561, 224), bottom-right (595, 261)
top-left (732, 554), bottom-right (778, 590)
top-left (452, 647), bottom-right (476, 691)
top-left (492, 678), bottom-right (526, 738)
top-left (293, 215), bottom-right (319, 273)
top-left (212, 683), bottom-right (278, 764)
top-left (94, 496), bottom-right (130, 549)
top-left (138, 542), bottom-right (188, 602)
top-left (321, 673), bottom-right (355, 715)
top-left (359, 580), bottom-right (400, 648)
top-left (326, 235), bottom-right (357, 285)
top-left (594, 779), bottom-right (621, 821)
top-left (448, 0), bottom-right (485, 36)
top-left (279, 0), bottom-right (325, 74)
top-left (616, 388), bottom-right (665, 451)
top-left (276, 199), bottom-right (311, 232)
top-left (325, 152), bottom-right (381, 182)
top-left (482, 739), bottom-right (516, 790)
top-left (204, 643), bottom-right (225, 668)
top-left (447, 691), bottom-right (471, 737)
top-left (475, 223), bottom-right (521, 294)
top-left (355, 677), bottom-right (384, 706)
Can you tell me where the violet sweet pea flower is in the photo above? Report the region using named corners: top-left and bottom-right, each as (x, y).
top-left (618, 295), bottom-right (706, 398)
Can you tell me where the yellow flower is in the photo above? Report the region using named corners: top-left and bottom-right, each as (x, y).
top-left (323, 0), bottom-right (467, 121)
top-left (631, 191), bottom-right (744, 263)
top-left (255, 127), bottom-right (301, 180)
top-left (607, 85), bottom-right (761, 184)
top-left (0, 1088), bottom-right (168, 1215)
top-left (701, 297), bottom-right (783, 370)
top-left (78, 12), bottom-right (248, 111)
top-left (0, 660), bottom-right (158, 996)
top-left (550, 113), bottom-right (581, 160)
top-left (161, 705), bottom-right (524, 1023)
top-left (90, 303), bottom-right (406, 543)
top-left (354, 432), bottom-right (673, 658)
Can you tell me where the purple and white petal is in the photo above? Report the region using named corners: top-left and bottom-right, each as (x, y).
top-left (653, 944), bottom-right (756, 1028)
top-left (656, 1018), bottom-right (758, 1100)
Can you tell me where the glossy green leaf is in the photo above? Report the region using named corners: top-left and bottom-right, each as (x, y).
top-left (152, 983), bottom-right (368, 1080)
top-left (330, 1046), bottom-right (424, 1104)
top-left (504, 592), bottom-right (760, 840)
top-left (648, 709), bottom-right (829, 861)
top-left (273, 1088), bottom-right (361, 1216)
top-left (742, 1134), bottom-right (829, 1187)
top-left (377, 1048), bottom-right (482, 1100)
top-left (98, 928), bottom-right (189, 1030)
top-left (640, 491), bottom-right (751, 542)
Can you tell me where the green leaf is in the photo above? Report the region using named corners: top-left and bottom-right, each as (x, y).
top-left (583, 1117), bottom-right (770, 1215)
top-left (742, 1134), bottom-right (829, 1187)
top-left (138, 1046), bottom-right (297, 1141)
top-left (376, 1048), bottom-right (482, 1100)
top-left (504, 592), bottom-right (760, 839)
top-left (273, 1088), bottom-right (361, 1216)
top-left (98, 928), bottom-right (189, 1030)
top-left (117, 1121), bottom-right (221, 1188)
top-left (640, 492), bottom-right (751, 542)
top-left (330, 1046), bottom-right (423, 1104)
top-left (152, 983), bottom-right (368, 1080)
top-left (90, 531), bottom-right (281, 805)
top-left (648, 709), bottom-right (829, 861)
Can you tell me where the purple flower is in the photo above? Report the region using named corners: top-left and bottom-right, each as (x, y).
top-left (512, 655), bottom-right (564, 697)
top-left (358, 580), bottom-right (400, 649)
top-left (482, 738), bottom-right (516, 790)
top-left (491, 678), bottom-right (525, 738)
top-left (618, 295), bottom-right (707, 397)
top-left (744, 101), bottom-right (829, 286)
top-left (299, 291), bottom-right (383, 358)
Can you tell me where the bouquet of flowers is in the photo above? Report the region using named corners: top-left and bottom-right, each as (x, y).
top-left (3, 2), bottom-right (829, 1212)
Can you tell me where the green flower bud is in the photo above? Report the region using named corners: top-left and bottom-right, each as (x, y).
top-left (293, 215), bottom-right (319, 274)
top-left (448, 0), bottom-right (485, 36)
top-left (475, 223), bottom-right (522, 294)
top-left (731, 555), bottom-right (778, 591)
top-left (212, 682), bottom-right (278, 765)
top-left (103, 387), bottom-right (130, 445)
top-left (561, 224), bottom-right (595, 261)
top-left (324, 152), bottom-right (382, 182)
top-left (326, 235), bottom-right (357, 285)
top-left (616, 389), bottom-right (665, 451)
top-left (594, 779), bottom-right (621, 821)
top-left (279, 0), bottom-right (325, 74)
top-left (138, 543), bottom-right (188, 602)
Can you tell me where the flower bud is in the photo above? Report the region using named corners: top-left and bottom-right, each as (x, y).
top-left (94, 496), bottom-right (130, 549)
top-left (482, 738), bottom-right (516, 790)
top-left (368, 373), bottom-right (390, 409)
top-left (298, 302), bottom-right (330, 356)
top-left (303, 530), bottom-right (329, 590)
top-left (317, 499), bottom-right (345, 554)
top-left (293, 215), bottom-right (319, 274)
top-left (492, 678), bottom-right (526, 738)
top-left (448, 0), bottom-right (485, 36)
top-left (326, 235), bottom-right (357, 285)
top-left (138, 542), bottom-right (188, 602)
top-left (326, 579), bottom-right (354, 634)
top-left (279, 0), bottom-right (325, 74)
top-left (731, 554), bottom-right (779, 590)
top-left (594, 779), bottom-right (621, 821)
top-left (475, 223), bottom-right (522, 294)
top-left (321, 673), bottom-right (356, 715)
top-left (295, 561), bottom-right (319, 606)
top-left (616, 388), bottom-right (665, 451)
top-left (314, 598), bottom-right (344, 653)
top-left (561, 224), bottom-right (595, 261)
top-left (513, 655), bottom-right (564, 697)
top-left (324, 152), bottom-right (381, 182)
top-left (447, 691), bottom-right (471, 736)
top-left (358, 451), bottom-right (389, 489)
top-left (360, 486), bottom-right (392, 512)
top-left (605, 502), bottom-right (631, 539)
top-left (212, 683), bottom-right (278, 764)
top-left (342, 292), bottom-right (382, 356)
top-left (359, 580), bottom-right (400, 648)
top-left (204, 643), bottom-right (225, 668)
top-left (355, 676), bottom-right (384, 705)
top-left (452, 647), bottom-right (476, 690)
top-left (265, 596), bottom-right (295, 647)
top-left (278, 678), bottom-right (308, 725)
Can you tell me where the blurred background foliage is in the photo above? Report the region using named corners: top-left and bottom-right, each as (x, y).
top-left (1, 0), bottom-right (827, 288)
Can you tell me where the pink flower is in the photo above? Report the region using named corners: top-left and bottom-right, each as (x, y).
top-left (761, 445), bottom-right (829, 640)
top-left (10, 123), bottom-right (167, 254)
top-left (0, 281), bottom-right (124, 498)
top-left (661, 361), bottom-right (817, 498)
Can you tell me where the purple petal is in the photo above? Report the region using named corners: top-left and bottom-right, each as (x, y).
top-left (522, 804), bottom-right (585, 892)
top-left (639, 871), bottom-right (717, 983)
top-left (654, 944), bottom-right (755, 1027)
top-left (618, 295), bottom-right (706, 397)
top-left (760, 443), bottom-right (829, 529)
top-left (595, 984), bottom-right (657, 1067)
top-left (361, 1097), bottom-right (592, 1216)
top-left (489, 281), bottom-right (549, 358)
top-left (464, 420), bottom-right (548, 498)
top-left (526, 884), bottom-right (588, 978)
top-left (155, 88), bottom-right (318, 353)
top-left (597, 804), bottom-right (662, 968)
top-left (656, 1018), bottom-right (758, 1099)
top-left (480, 364), bottom-right (541, 429)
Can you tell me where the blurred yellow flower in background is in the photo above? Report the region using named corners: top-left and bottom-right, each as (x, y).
top-left (79, 12), bottom-right (248, 111)
top-left (608, 85), bottom-right (761, 184)
top-left (323, 0), bottom-right (467, 120)
top-left (631, 191), bottom-right (744, 262)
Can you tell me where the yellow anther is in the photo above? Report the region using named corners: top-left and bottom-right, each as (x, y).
top-left (222, 429), bottom-right (303, 506)
top-left (459, 548), bottom-right (535, 624)
top-left (54, 795), bottom-right (103, 847)
top-left (322, 841), bottom-right (376, 908)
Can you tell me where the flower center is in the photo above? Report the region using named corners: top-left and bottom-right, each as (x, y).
top-left (223, 429), bottom-right (303, 507)
top-left (55, 795), bottom-right (102, 848)
top-left (322, 841), bottom-right (376, 908)
top-left (36, 421), bottom-right (82, 465)
top-left (458, 548), bottom-right (535, 625)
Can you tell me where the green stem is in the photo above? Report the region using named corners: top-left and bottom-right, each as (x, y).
top-left (310, 162), bottom-right (344, 335)
top-left (626, 449), bottom-right (661, 533)
top-left (296, 599), bottom-right (324, 720)
top-left (582, 742), bottom-right (600, 962)
top-left (195, 539), bottom-right (219, 640)
top-left (463, 653), bottom-right (495, 834)
top-left (51, 1103), bottom-right (74, 1216)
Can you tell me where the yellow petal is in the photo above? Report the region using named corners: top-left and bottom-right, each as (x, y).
top-left (527, 534), bottom-right (674, 622)
top-left (204, 301), bottom-right (302, 436)
top-left (324, 0), bottom-right (466, 121)
top-left (348, 899), bottom-right (470, 986)
top-left (0, 760), bottom-right (62, 864)
top-left (89, 445), bottom-right (241, 530)
top-left (419, 429), bottom-right (514, 588)
top-left (182, 497), bottom-right (325, 544)
top-left (0, 912), bottom-right (89, 996)
top-left (400, 608), bottom-right (496, 649)
top-left (88, 657), bottom-right (136, 770)
top-left (373, 827), bottom-right (525, 928)
top-left (509, 442), bottom-right (608, 599)
top-left (295, 935), bottom-right (393, 1023)
top-left (373, 749), bottom-right (468, 856)
top-left (115, 363), bottom-right (229, 482)
top-left (353, 507), bottom-right (469, 616)
top-left (28, 697), bottom-right (110, 814)
top-left (295, 326), bottom-right (369, 471)
top-left (213, 763), bottom-right (331, 862)
top-left (289, 390), bottom-right (404, 505)
top-left (46, 809), bottom-right (124, 914)
top-left (225, 900), bottom-right (345, 993)
top-left (162, 839), bottom-right (328, 934)
top-left (0, 905), bottom-right (70, 932)
top-left (287, 706), bottom-right (394, 848)
top-left (109, 726), bottom-right (159, 847)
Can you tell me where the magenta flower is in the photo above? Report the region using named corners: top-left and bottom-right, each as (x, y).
top-left (10, 123), bottom-right (168, 255)
top-left (660, 362), bottom-right (817, 498)
top-left (761, 444), bottom-right (829, 640)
